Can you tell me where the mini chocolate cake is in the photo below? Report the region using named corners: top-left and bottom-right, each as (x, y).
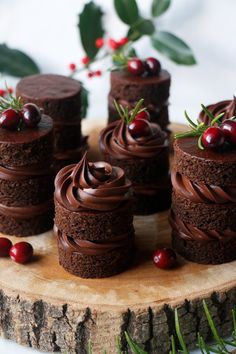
top-left (199, 96), bottom-right (236, 125)
top-left (170, 137), bottom-right (236, 264)
top-left (108, 69), bottom-right (171, 131)
top-left (99, 117), bottom-right (171, 215)
top-left (54, 153), bottom-right (134, 278)
top-left (0, 115), bottom-right (54, 236)
top-left (16, 74), bottom-right (87, 170)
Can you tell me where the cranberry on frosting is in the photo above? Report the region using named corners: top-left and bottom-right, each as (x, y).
top-left (100, 119), bottom-right (168, 160)
top-left (55, 153), bottom-right (132, 212)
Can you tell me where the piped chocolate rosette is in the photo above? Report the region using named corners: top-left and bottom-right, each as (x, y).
top-left (54, 153), bottom-right (135, 278)
top-left (100, 99), bottom-right (171, 215)
top-left (170, 104), bottom-right (236, 264)
top-left (199, 96), bottom-right (236, 125)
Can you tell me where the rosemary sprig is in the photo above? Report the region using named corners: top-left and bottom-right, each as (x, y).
top-left (113, 98), bottom-right (146, 124)
top-left (0, 84), bottom-right (23, 113)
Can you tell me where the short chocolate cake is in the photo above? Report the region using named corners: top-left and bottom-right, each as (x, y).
top-left (170, 137), bottom-right (236, 264)
top-left (54, 153), bottom-right (134, 278)
top-left (108, 69), bottom-right (171, 131)
top-left (99, 118), bottom-right (171, 215)
top-left (0, 115), bottom-right (54, 236)
top-left (16, 74), bottom-right (87, 170)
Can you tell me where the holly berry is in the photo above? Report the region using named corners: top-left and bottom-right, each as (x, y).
top-left (118, 37), bottom-right (129, 46)
top-left (81, 56), bottom-right (90, 65)
top-left (95, 70), bottom-right (102, 76)
top-left (0, 108), bottom-right (21, 130)
top-left (10, 242), bottom-right (33, 264)
top-left (128, 119), bottom-right (152, 138)
top-left (134, 110), bottom-right (150, 121)
top-left (22, 103), bottom-right (41, 128)
top-left (69, 63), bottom-right (76, 71)
top-left (202, 127), bottom-right (225, 149)
top-left (221, 119), bottom-right (236, 145)
top-left (153, 248), bottom-right (176, 269)
top-left (127, 58), bottom-right (145, 76)
top-left (95, 37), bottom-right (104, 48)
top-left (87, 71), bottom-right (94, 78)
top-left (7, 87), bottom-right (14, 94)
top-left (0, 89), bottom-right (6, 97)
top-left (145, 57), bottom-right (161, 76)
top-left (0, 238), bottom-right (12, 257)
top-left (108, 38), bottom-right (119, 50)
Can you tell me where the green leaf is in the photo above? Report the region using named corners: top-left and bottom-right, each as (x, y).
top-left (151, 31), bottom-right (196, 65)
top-left (0, 44), bottom-right (40, 78)
top-left (125, 332), bottom-right (148, 354)
top-left (128, 18), bottom-right (155, 41)
top-left (174, 309), bottom-right (190, 354)
top-left (78, 1), bottom-right (104, 59)
top-left (114, 0), bottom-right (139, 25)
top-left (152, 0), bottom-right (171, 17)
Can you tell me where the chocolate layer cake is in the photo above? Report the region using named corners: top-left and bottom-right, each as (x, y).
top-left (199, 96), bottom-right (236, 125)
top-left (170, 137), bottom-right (236, 264)
top-left (16, 74), bottom-right (87, 170)
top-left (108, 70), bottom-right (171, 130)
top-left (54, 153), bottom-right (134, 278)
top-left (99, 120), bottom-right (171, 215)
top-left (0, 115), bottom-right (54, 236)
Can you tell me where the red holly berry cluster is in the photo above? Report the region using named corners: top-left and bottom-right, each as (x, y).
top-left (127, 57), bottom-right (161, 77)
top-left (0, 103), bottom-right (42, 131)
top-left (176, 105), bottom-right (236, 151)
top-left (0, 237), bottom-right (33, 264)
top-left (0, 87), bottom-right (14, 97)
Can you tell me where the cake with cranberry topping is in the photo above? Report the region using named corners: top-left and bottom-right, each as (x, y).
top-left (108, 57), bottom-right (171, 132)
top-left (170, 106), bottom-right (236, 264)
top-left (16, 74), bottom-right (87, 171)
top-left (100, 99), bottom-right (171, 215)
top-left (0, 96), bottom-right (54, 236)
top-left (54, 153), bottom-right (134, 278)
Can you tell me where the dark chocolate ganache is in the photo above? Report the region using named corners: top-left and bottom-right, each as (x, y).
top-left (199, 97), bottom-right (236, 125)
top-left (55, 153), bottom-right (132, 211)
top-left (169, 210), bottom-right (236, 243)
top-left (171, 171), bottom-right (236, 204)
top-left (100, 120), bottom-right (168, 160)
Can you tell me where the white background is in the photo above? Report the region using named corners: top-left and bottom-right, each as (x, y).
top-left (0, 0), bottom-right (235, 353)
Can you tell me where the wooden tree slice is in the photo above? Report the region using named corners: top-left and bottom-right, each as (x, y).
top-left (0, 123), bottom-right (235, 354)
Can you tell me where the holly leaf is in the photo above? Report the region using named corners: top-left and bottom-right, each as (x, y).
top-left (0, 44), bottom-right (40, 78)
top-left (78, 1), bottom-right (104, 59)
top-left (151, 31), bottom-right (196, 65)
top-left (127, 18), bottom-right (155, 41)
top-left (151, 0), bottom-right (171, 17)
top-left (114, 0), bottom-right (139, 25)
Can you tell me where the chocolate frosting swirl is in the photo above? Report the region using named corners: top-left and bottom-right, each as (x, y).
top-left (100, 120), bottom-right (168, 159)
top-left (55, 226), bottom-right (134, 256)
top-left (199, 97), bottom-right (236, 125)
top-left (0, 163), bottom-right (52, 181)
top-left (55, 153), bottom-right (132, 211)
top-left (171, 171), bottom-right (236, 204)
top-left (169, 210), bottom-right (236, 243)
top-left (0, 199), bottom-right (53, 219)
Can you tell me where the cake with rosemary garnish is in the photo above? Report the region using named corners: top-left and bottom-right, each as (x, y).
top-left (100, 99), bottom-right (171, 215)
top-left (16, 74), bottom-right (87, 171)
top-left (170, 105), bottom-right (236, 264)
top-left (54, 153), bottom-right (134, 278)
top-left (199, 96), bottom-right (236, 125)
top-left (108, 56), bottom-right (170, 132)
top-left (0, 91), bottom-right (54, 236)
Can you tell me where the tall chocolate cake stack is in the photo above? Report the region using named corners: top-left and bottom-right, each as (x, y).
top-left (108, 69), bottom-right (171, 131)
top-left (16, 74), bottom-right (87, 171)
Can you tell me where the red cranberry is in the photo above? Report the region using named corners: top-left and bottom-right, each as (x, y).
top-left (135, 110), bottom-right (150, 121)
top-left (108, 38), bottom-right (119, 50)
top-left (22, 103), bottom-right (41, 128)
top-left (0, 238), bottom-right (12, 257)
top-left (0, 108), bottom-right (21, 130)
top-left (10, 242), bottom-right (33, 264)
top-left (0, 89), bottom-right (6, 96)
top-left (118, 37), bottom-right (129, 46)
top-left (202, 127), bottom-right (225, 149)
top-left (69, 63), bottom-right (76, 71)
top-left (153, 248), bottom-right (176, 269)
top-left (127, 58), bottom-right (145, 76)
top-left (95, 37), bottom-right (104, 48)
top-left (221, 119), bottom-right (236, 145)
top-left (128, 119), bottom-right (152, 138)
top-left (145, 57), bottom-right (161, 75)
top-left (81, 56), bottom-right (90, 65)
